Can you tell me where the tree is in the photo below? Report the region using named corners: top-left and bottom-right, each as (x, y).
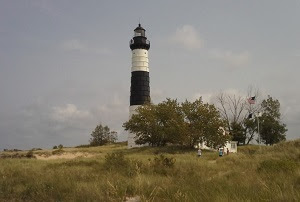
top-left (230, 121), bottom-right (246, 145)
top-left (89, 124), bottom-right (117, 146)
top-left (123, 99), bottom-right (184, 146)
top-left (181, 98), bottom-right (228, 148)
top-left (260, 96), bottom-right (287, 145)
top-left (155, 99), bottom-right (186, 146)
top-left (214, 87), bottom-right (261, 145)
top-left (243, 118), bottom-right (257, 145)
top-left (123, 98), bottom-right (228, 148)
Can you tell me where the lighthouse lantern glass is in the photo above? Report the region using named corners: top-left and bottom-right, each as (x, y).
top-left (134, 30), bottom-right (145, 37)
top-left (134, 32), bottom-right (141, 37)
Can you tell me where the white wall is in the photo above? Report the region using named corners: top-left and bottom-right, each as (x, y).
top-left (198, 141), bottom-right (238, 153)
top-left (131, 49), bottom-right (149, 72)
top-left (223, 141), bottom-right (238, 153)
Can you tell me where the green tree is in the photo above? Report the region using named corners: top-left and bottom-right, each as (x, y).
top-left (230, 121), bottom-right (246, 145)
top-left (155, 99), bottom-right (186, 145)
top-left (124, 104), bottom-right (160, 146)
top-left (243, 118), bottom-right (257, 144)
top-left (123, 98), bottom-right (228, 148)
top-left (260, 96), bottom-right (287, 145)
top-left (123, 99), bottom-right (185, 146)
top-left (182, 98), bottom-right (228, 148)
top-left (89, 124), bottom-right (117, 146)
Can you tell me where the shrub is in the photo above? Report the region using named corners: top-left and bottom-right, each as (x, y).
top-left (103, 152), bottom-right (143, 177)
top-left (148, 154), bottom-right (176, 175)
top-left (53, 146), bottom-right (58, 149)
top-left (58, 144), bottom-right (63, 149)
top-left (104, 152), bottom-right (129, 170)
top-left (31, 148), bottom-right (42, 151)
top-left (26, 150), bottom-right (35, 158)
top-left (75, 144), bottom-right (91, 148)
top-left (153, 154), bottom-right (176, 168)
top-left (52, 149), bottom-right (64, 155)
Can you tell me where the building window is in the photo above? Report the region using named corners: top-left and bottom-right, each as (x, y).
top-left (231, 143), bottom-right (236, 149)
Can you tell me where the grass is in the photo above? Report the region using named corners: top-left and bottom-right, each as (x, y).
top-left (0, 140), bottom-right (299, 201)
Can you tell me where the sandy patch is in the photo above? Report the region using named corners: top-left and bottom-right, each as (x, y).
top-left (35, 152), bottom-right (95, 160)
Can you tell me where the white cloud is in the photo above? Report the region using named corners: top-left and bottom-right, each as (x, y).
top-left (170, 25), bottom-right (202, 50)
top-left (61, 39), bottom-right (87, 52)
top-left (209, 49), bottom-right (251, 69)
top-left (51, 104), bottom-right (91, 123)
top-left (294, 50), bottom-right (300, 57)
top-left (29, 0), bottom-right (61, 17)
top-left (151, 88), bottom-right (166, 103)
top-left (192, 88), bottom-right (247, 105)
top-left (222, 88), bottom-right (246, 97)
top-left (61, 39), bottom-right (111, 54)
top-left (192, 92), bottom-right (213, 103)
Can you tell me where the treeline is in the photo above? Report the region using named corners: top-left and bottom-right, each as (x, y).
top-left (123, 94), bottom-right (287, 147)
top-left (216, 93), bottom-right (287, 146)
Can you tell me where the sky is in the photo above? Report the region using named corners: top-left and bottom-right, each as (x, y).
top-left (0, 0), bottom-right (299, 150)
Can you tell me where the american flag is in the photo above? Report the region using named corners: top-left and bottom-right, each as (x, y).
top-left (248, 96), bottom-right (255, 104)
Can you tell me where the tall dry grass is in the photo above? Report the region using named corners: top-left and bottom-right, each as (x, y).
top-left (0, 139), bottom-right (299, 201)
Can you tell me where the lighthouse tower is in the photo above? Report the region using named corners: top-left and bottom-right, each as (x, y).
top-left (128, 24), bottom-right (151, 148)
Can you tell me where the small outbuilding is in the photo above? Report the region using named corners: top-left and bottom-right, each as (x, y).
top-left (223, 141), bottom-right (238, 153)
top-left (198, 141), bottom-right (238, 153)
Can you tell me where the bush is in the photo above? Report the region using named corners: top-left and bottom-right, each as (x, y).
top-left (53, 146), bottom-right (58, 149)
top-left (148, 154), bottom-right (176, 175)
top-left (58, 144), bottom-right (63, 149)
top-left (52, 149), bottom-right (64, 155)
top-left (31, 148), bottom-right (42, 151)
top-left (104, 152), bottom-right (128, 170)
top-left (75, 144), bottom-right (91, 148)
top-left (26, 150), bottom-right (35, 158)
top-left (103, 152), bottom-right (143, 177)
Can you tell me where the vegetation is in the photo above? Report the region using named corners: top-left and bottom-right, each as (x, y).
top-left (215, 90), bottom-right (257, 145)
top-left (123, 98), bottom-right (229, 148)
top-left (260, 95), bottom-right (287, 145)
top-left (216, 90), bottom-right (287, 145)
top-left (0, 139), bottom-right (299, 201)
top-left (89, 124), bottom-right (117, 146)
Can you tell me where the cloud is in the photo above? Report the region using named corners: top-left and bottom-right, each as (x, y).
top-left (169, 25), bottom-right (202, 50)
top-left (51, 104), bottom-right (91, 123)
top-left (29, 0), bottom-right (62, 17)
top-left (61, 39), bottom-right (111, 54)
top-left (151, 88), bottom-right (166, 103)
top-left (5, 95), bottom-right (129, 149)
top-left (209, 49), bottom-right (251, 69)
top-left (192, 88), bottom-right (248, 105)
top-left (192, 92), bottom-right (214, 103)
top-left (294, 50), bottom-right (300, 57)
top-left (61, 39), bottom-right (87, 52)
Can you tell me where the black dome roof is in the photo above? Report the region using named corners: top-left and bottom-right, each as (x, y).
top-left (134, 23), bottom-right (145, 31)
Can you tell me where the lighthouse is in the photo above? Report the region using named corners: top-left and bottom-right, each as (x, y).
top-left (128, 24), bottom-right (151, 148)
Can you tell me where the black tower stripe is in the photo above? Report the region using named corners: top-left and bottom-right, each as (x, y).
top-left (130, 71), bottom-right (150, 105)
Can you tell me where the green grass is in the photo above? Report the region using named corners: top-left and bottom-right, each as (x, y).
top-left (0, 140), bottom-right (299, 201)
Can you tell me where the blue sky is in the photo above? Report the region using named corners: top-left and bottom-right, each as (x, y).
top-left (0, 0), bottom-right (299, 149)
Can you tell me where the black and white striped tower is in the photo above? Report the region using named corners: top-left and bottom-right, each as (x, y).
top-left (128, 24), bottom-right (151, 148)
